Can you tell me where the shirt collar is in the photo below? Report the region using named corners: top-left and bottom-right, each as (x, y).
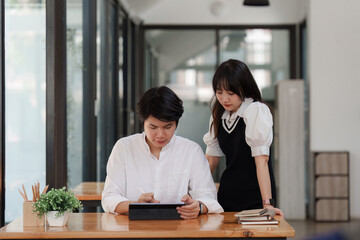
top-left (141, 132), bottom-right (150, 153)
top-left (221, 98), bottom-right (254, 120)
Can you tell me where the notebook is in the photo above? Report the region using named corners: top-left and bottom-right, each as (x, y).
top-left (234, 208), bottom-right (278, 225)
top-left (234, 208), bottom-right (269, 218)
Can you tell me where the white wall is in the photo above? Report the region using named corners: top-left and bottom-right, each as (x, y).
top-left (308, 0), bottom-right (360, 218)
top-left (123, 0), bottom-right (307, 25)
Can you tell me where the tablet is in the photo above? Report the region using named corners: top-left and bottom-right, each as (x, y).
top-left (129, 203), bottom-right (185, 220)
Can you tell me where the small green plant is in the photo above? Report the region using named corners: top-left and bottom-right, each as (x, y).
top-left (33, 187), bottom-right (82, 218)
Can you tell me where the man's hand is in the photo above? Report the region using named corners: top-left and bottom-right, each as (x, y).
top-left (114, 192), bottom-right (159, 214)
top-left (177, 194), bottom-right (200, 219)
top-left (138, 192), bottom-right (160, 203)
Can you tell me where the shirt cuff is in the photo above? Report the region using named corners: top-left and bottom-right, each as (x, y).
top-left (102, 195), bottom-right (129, 213)
top-left (251, 145), bottom-right (270, 157)
top-left (205, 146), bottom-right (224, 157)
top-left (198, 198), bottom-right (224, 214)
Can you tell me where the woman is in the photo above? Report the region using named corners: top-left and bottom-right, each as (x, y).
top-left (102, 86), bottom-right (223, 219)
top-left (203, 59), bottom-right (283, 215)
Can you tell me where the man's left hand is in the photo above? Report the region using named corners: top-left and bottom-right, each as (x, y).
top-left (177, 194), bottom-right (200, 219)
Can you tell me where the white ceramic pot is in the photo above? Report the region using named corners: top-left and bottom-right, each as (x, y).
top-left (46, 211), bottom-right (70, 227)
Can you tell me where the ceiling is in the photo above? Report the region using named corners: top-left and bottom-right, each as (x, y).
top-left (122, 0), bottom-right (305, 75)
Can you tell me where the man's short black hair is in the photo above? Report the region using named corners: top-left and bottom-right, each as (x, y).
top-left (137, 86), bottom-right (184, 126)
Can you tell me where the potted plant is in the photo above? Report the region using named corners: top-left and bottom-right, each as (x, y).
top-left (33, 187), bottom-right (82, 227)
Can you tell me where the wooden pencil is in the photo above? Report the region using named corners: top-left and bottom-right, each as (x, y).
top-left (41, 185), bottom-right (49, 195)
top-left (22, 184), bottom-right (28, 202)
top-left (32, 185), bottom-right (36, 202)
top-left (18, 189), bottom-right (27, 202)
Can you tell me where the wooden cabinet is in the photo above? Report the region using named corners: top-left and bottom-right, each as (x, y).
top-left (314, 152), bottom-right (349, 221)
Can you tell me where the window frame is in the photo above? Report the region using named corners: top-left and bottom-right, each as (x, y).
top-left (0, 0), bottom-right (5, 227)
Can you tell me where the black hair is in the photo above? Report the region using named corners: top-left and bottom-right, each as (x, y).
top-left (137, 86), bottom-right (184, 127)
top-left (211, 59), bottom-right (262, 137)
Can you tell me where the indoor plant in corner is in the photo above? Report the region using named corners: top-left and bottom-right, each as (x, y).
top-left (33, 187), bottom-right (82, 227)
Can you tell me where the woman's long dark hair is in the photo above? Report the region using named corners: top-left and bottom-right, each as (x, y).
top-left (211, 59), bottom-right (262, 137)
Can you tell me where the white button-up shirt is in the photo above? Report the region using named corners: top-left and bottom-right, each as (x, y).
top-left (203, 98), bottom-right (273, 157)
top-left (102, 132), bottom-right (223, 214)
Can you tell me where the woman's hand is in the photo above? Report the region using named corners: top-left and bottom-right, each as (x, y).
top-left (137, 192), bottom-right (160, 203)
top-left (177, 195), bottom-right (201, 219)
top-left (265, 205), bottom-right (284, 217)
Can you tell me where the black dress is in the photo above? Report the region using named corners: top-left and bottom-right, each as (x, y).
top-left (217, 116), bottom-right (277, 212)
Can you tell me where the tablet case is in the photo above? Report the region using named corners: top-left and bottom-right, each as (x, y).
top-left (129, 203), bottom-right (185, 220)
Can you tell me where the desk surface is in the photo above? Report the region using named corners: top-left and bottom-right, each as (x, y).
top-left (0, 212), bottom-right (295, 239)
top-left (72, 182), bottom-right (104, 201)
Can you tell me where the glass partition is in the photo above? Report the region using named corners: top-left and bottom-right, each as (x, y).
top-left (96, 1), bottom-right (120, 181)
top-left (4, 0), bottom-right (46, 223)
top-left (66, 1), bottom-right (125, 191)
top-left (219, 29), bottom-right (290, 104)
top-left (66, 0), bottom-right (83, 189)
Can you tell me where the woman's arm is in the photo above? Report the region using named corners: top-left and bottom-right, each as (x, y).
top-left (254, 155), bottom-right (283, 216)
top-left (205, 154), bottom-right (220, 173)
top-left (254, 155), bottom-right (272, 201)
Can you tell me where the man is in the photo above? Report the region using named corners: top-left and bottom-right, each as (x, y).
top-left (102, 86), bottom-right (223, 219)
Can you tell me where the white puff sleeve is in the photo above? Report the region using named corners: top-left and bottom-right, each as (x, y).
top-left (203, 115), bottom-right (225, 157)
top-left (243, 102), bottom-right (273, 157)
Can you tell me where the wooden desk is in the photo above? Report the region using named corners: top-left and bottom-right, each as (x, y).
top-left (72, 182), bottom-right (104, 207)
top-left (0, 212), bottom-right (295, 239)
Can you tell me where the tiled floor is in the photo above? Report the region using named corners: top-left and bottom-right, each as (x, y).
top-left (287, 219), bottom-right (360, 240)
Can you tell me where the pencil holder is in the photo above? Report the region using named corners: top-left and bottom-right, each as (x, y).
top-left (23, 201), bottom-right (45, 226)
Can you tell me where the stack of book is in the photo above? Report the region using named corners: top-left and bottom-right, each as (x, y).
top-left (234, 208), bottom-right (279, 225)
